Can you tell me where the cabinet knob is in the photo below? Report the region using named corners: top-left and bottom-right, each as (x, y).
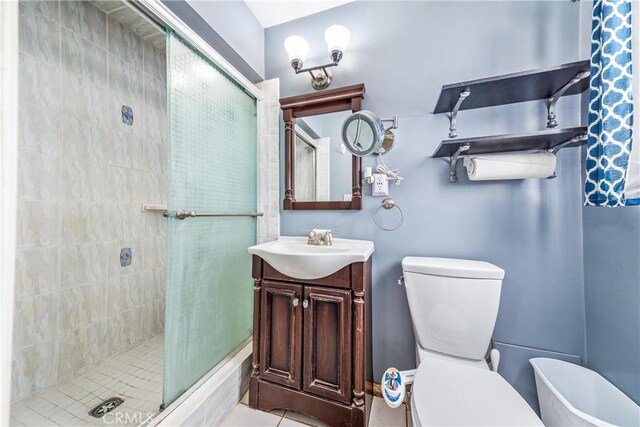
top-left (302, 299), bottom-right (309, 309)
top-left (292, 298), bottom-right (299, 307)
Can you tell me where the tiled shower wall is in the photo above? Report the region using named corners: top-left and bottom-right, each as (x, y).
top-left (256, 78), bottom-right (280, 244)
top-left (13, 0), bottom-right (167, 402)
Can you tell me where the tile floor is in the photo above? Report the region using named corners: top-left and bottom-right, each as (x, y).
top-left (220, 392), bottom-right (409, 427)
top-left (10, 335), bottom-right (164, 426)
top-left (11, 334), bottom-right (408, 427)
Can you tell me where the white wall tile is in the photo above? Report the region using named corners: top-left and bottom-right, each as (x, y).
top-left (19, 102), bottom-right (60, 155)
top-left (19, 53), bottom-right (59, 109)
top-left (256, 79), bottom-right (280, 242)
top-left (62, 116), bottom-right (110, 164)
top-left (57, 328), bottom-right (89, 381)
top-left (18, 151), bottom-right (59, 201)
top-left (13, 293), bottom-right (58, 349)
top-left (16, 201), bottom-right (60, 249)
top-left (144, 73), bottom-right (165, 112)
top-left (19, 4), bottom-right (59, 66)
top-left (59, 244), bottom-right (106, 288)
top-left (60, 203), bottom-right (92, 244)
top-left (107, 16), bottom-right (143, 68)
top-left (122, 307), bottom-right (143, 348)
top-left (109, 53), bottom-right (144, 100)
top-left (11, 339), bottom-right (56, 401)
top-left (14, 247), bottom-right (59, 298)
top-left (60, 0), bottom-right (108, 49)
top-left (13, 0), bottom-right (169, 403)
top-left (19, 0), bottom-right (59, 20)
top-left (61, 27), bottom-right (107, 84)
top-left (61, 73), bottom-right (109, 125)
top-left (143, 43), bottom-right (166, 82)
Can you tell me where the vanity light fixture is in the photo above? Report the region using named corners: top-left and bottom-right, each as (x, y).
top-left (284, 25), bottom-right (351, 90)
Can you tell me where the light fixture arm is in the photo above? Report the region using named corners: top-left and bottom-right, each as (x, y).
top-left (288, 49), bottom-right (344, 90)
top-left (293, 59), bottom-right (340, 75)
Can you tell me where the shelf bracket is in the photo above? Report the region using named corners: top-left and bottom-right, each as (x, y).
top-left (449, 90), bottom-right (470, 138)
top-left (546, 134), bottom-right (588, 178)
top-left (549, 134), bottom-right (587, 155)
top-left (546, 70), bottom-right (589, 128)
top-left (449, 144), bottom-right (470, 183)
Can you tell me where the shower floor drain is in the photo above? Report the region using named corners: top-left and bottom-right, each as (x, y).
top-left (89, 397), bottom-right (124, 418)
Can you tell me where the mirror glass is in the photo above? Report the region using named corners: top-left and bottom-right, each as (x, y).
top-left (342, 110), bottom-right (385, 156)
top-left (294, 110), bottom-right (353, 202)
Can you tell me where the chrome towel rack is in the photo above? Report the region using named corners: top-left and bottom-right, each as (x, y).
top-left (174, 210), bottom-right (263, 220)
top-left (141, 203), bottom-right (263, 220)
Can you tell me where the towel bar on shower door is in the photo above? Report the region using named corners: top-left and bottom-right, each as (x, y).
top-left (173, 210), bottom-right (264, 220)
top-left (141, 204), bottom-right (264, 219)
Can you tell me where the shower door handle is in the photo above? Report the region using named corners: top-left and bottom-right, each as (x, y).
top-left (174, 210), bottom-right (264, 220)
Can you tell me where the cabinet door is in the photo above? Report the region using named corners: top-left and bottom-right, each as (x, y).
top-left (260, 281), bottom-right (303, 389)
top-left (302, 286), bottom-right (352, 404)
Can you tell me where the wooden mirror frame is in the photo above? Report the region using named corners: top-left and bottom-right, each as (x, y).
top-left (280, 84), bottom-right (365, 210)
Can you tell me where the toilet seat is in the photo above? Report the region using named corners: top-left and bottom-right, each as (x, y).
top-left (411, 352), bottom-right (543, 426)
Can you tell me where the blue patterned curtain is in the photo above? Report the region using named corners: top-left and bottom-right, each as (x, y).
top-left (585, 0), bottom-right (635, 207)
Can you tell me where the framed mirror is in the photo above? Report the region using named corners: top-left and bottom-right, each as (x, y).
top-left (280, 84), bottom-right (365, 210)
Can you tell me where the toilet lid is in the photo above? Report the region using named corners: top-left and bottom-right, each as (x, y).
top-left (412, 355), bottom-right (543, 426)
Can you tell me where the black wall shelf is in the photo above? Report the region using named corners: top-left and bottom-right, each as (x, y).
top-left (433, 127), bottom-right (588, 183)
top-left (434, 60), bottom-right (590, 138)
top-left (431, 60), bottom-right (591, 182)
top-left (432, 127), bottom-right (588, 158)
top-left (433, 60), bottom-right (590, 114)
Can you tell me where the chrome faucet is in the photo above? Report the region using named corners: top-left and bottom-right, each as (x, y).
top-left (307, 229), bottom-right (333, 246)
top-left (322, 230), bottom-right (333, 246)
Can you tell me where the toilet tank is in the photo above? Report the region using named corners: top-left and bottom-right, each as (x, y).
top-left (402, 257), bottom-right (505, 361)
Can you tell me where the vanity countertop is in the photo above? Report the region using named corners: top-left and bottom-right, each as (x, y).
top-left (248, 236), bottom-right (374, 280)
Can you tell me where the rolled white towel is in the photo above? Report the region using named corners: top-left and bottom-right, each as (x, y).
top-left (463, 151), bottom-right (557, 181)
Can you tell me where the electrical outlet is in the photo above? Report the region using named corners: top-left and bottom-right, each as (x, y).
top-left (372, 174), bottom-right (389, 196)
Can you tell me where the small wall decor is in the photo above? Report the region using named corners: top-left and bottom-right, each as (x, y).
top-left (120, 247), bottom-right (132, 267)
top-left (121, 105), bottom-right (133, 125)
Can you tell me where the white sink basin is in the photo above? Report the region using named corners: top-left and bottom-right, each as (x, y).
top-left (248, 236), bottom-right (374, 280)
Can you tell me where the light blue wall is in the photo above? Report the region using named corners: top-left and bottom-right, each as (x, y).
top-left (578, 1), bottom-right (640, 405)
top-left (265, 0), bottom-right (586, 411)
top-left (583, 208), bottom-right (640, 404)
top-left (186, 0), bottom-right (265, 78)
top-left (163, 0), bottom-right (263, 82)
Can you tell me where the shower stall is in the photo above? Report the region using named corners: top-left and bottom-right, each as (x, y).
top-left (9, 1), bottom-right (262, 425)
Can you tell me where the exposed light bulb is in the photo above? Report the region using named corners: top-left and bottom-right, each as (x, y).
top-left (284, 35), bottom-right (309, 63)
top-left (324, 25), bottom-right (350, 57)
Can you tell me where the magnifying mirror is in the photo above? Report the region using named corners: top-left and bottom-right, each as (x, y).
top-left (341, 110), bottom-right (397, 156)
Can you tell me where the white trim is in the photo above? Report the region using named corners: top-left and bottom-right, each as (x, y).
top-left (256, 79), bottom-right (280, 244)
top-left (138, 0), bottom-right (264, 101)
top-left (150, 341), bottom-right (252, 426)
top-left (0, 1), bottom-right (19, 424)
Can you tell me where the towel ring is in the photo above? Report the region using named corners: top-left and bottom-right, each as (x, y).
top-left (373, 198), bottom-right (404, 231)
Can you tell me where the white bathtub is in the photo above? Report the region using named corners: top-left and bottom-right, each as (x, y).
top-left (530, 358), bottom-right (640, 427)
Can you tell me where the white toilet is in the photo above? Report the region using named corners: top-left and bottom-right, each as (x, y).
top-left (401, 256), bottom-right (543, 426)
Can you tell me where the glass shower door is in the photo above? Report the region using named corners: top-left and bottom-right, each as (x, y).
top-left (163, 30), bottom-right (257, 407)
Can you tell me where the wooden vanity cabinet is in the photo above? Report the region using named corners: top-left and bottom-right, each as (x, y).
top-left (249, 256), bottom-right (373, 427)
